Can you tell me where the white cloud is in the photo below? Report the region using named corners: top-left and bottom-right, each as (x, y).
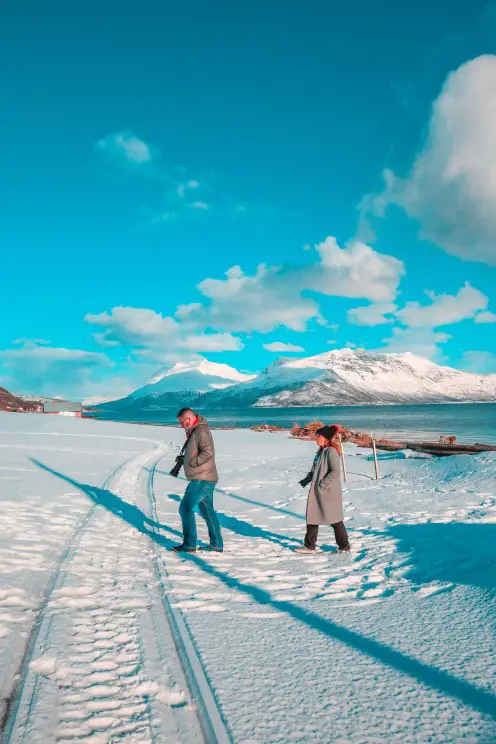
top-left (367, 56), bottom-right (496, 264)
top-left (0, 341), bottom-right (112, 399)
top-left (153, 178), bottom-right (211, 222)
top-left (95, 129), bottom-right (154, 165)
top-left (459, 350), bottom-right (496, 373)
top-left (1, 343), bottom-right (108, 367)
top-left (308, 238), bottom-right (404, 302)
top-left (177, 237), bottom-right (405, 335)
top-left (96, 130), bottom-right (213, 221)
top-left (12, 337), bottom-right (51, 346)
top-left (95, 131), bottom-right (283, 225)
top-left (348, 302), bottom-right (397, 326)
top-left (377, 282), bottom-right (488, 359)
top-left (85, 307), bottom-right (179, 348)
top-left (379, 327), bottom-right (452, 361)
top-left (81, 376), bottom-right (142, 405)
top-left (475, 310), bottom-right (496, 323)
top-left (187, 264), bottom-right (322, 333)
top-left (263, 342), bottom-right (305, 353)
top-left (396, 282), bottom-right (488, 327)
top-left (177, 180), bottom-right (200, 198)
top-left (95, 129), bottom-right (211, 221)
top-left (85, 306), bottom-right (243, 356)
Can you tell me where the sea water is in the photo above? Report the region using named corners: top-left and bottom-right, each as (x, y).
top-left (91, 402), bottom-right (496, 444)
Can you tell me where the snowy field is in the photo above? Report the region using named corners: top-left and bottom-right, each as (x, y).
top-left (0, 412), bottom-right (495, 744)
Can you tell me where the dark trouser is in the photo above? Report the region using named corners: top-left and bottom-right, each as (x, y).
top-left (304, 522), bottom-right (350, 551)
top-left (179, 480), bottom-right (223, 551)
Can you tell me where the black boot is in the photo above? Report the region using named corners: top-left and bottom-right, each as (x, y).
top-left (172, 543), bottom-right (196, 553)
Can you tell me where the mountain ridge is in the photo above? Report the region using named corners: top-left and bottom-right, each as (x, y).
top-left (97, 349), bottom-right (496, 412)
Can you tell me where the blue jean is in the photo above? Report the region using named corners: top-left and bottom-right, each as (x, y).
top-left (179, 480), bottom-right (223, 550)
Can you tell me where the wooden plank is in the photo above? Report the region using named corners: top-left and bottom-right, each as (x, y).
top-left (372, 440), bottom-right (496, 456)
top-left (372, 439), bottom-right (379, 479)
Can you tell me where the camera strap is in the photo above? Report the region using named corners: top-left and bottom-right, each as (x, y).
top-left (179, 426), bottom-right (195, 457)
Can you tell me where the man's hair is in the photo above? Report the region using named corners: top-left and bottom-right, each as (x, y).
top-left (177, 407), bottom-right (195, 418)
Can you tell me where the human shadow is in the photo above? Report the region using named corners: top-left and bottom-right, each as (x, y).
top-left (387, 523), bottom-right (496, 590)
top-left (166, 492), bottom-right (298, 549)
top-left (152, 467), bottom-right (305, 521)
top-left (30, 458), bottom-right (182, 543)
top-left (32, 458), bottom-right (496, 721)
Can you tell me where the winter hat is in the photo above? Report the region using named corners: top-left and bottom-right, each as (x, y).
top-left (316, 425), bottom-right (339, 442)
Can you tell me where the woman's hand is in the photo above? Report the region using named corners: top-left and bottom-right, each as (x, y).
top-left (299, 473), bottom-right (313, 488)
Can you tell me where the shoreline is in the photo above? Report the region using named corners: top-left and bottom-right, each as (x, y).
top-left (80, 415), bottom-right (496, 454)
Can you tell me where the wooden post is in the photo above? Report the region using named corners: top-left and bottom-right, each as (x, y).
top-left (372, 437), bottom-right (379, 480)
top-left (337, 433), bottom-right (347, 483)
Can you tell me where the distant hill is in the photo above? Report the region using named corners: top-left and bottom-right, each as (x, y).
top-left (0, 387), bottom-right (42, 413)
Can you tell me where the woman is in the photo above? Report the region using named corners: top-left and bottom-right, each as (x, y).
top-left (296, 425), bottom-right (350, 553)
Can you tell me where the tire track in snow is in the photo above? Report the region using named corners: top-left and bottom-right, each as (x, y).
top-left (0, 445), bottom-right (205, 744)
top-left (145, 461), bottom-right (232, 744)
top-left (0, 454), bottom-right (136, 742)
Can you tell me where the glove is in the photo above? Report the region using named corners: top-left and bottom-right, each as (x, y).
top-left (299, 473), bottom-right (313, 488)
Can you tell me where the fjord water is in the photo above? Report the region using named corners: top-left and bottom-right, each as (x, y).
top-left (92, 402), bottom-right (496, 444)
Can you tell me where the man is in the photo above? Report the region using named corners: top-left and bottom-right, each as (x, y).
top-left (172, 408), bottom-right (223, 553)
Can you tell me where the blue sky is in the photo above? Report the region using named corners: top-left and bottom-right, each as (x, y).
top-left (1, 0), bottom-right (496, 400)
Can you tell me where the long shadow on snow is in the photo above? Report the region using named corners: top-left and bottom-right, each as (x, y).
top-left (387, 523), bottom-right (496, 589)
top-left (32, 458), bottom-right (496, 721)
top-left (166, 492), bottom-right (297, 549)
top-left (151, 467), bottom-right (305, 521)
top-left (30, 458), bottom-right (183, 543)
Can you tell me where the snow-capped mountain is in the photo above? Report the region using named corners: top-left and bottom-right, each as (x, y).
top-left (101, 360), bottom-right (256, 411)
top-left (131, 360), bottom-right (255, 398)
top-left (249, 349), bottom-right (496, 406)
top-left (98, 349), bottom-right (496, 413)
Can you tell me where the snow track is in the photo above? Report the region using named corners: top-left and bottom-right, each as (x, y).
top-left (145, 462), bottom-right (232, 744)
top-left (0, 444), bottom-right (222, 744)
top-left (0, 456), bottom-right (136, 741)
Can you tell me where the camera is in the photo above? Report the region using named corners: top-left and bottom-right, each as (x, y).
top-left (169, 454), bottom-right (185, 478)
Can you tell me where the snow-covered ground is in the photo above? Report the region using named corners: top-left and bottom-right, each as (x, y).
top-left (0, 412), bottom-right (495, 743)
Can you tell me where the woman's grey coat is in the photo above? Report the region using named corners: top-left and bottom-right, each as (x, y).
top-left (306, 446), bottom-right (343, 525)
